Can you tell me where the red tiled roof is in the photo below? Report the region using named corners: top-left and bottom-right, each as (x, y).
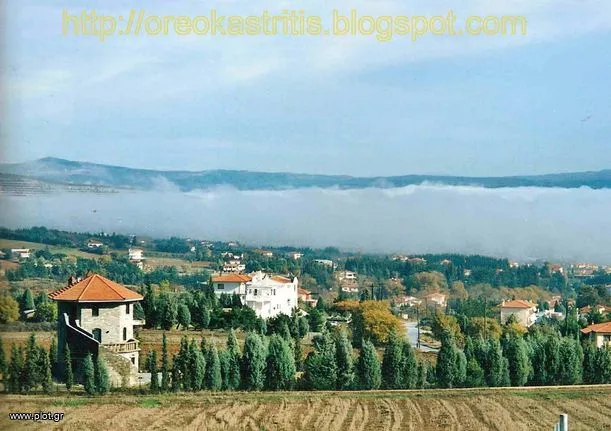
top-left (212, 274), bottom-right (252, 283)
top-left (298, 288), bottom-right (311, 296)
top-left (48, 274), bottom-right (143, 302)
top-left (581, 321), bottom-right (611, 334)
top-left (501, 299), bottom-right (536, 309)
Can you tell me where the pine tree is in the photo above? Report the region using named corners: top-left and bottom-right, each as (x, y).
top-left (148, 351), bottom-right (158, 392)
top-left (204, 345), bottom-right (222, 390)
top-left (436, 332), bottom-right (457, 388)
top-left (83, 353), bottom-right (95, 395)
top-left (161, 333), bottom-right (170, 391)
top-left (265, 334), bottom-right (296, 390)
top-left (335, 329), bottom-right (354, 390)
top-left (95, 355), bottom-right (110, 394)
top-left (241, 332), bottom-right (266, 390)
top-left (8, 345), bottom-right (23, 393)
top-left (357, 339), bottom-right (381, 390)
top-left (381, 331), bottom-right (403, 389)
top-left (64, 344), bottom-right (73, 391)
top-left (226, 329), bottom-right (241, 390)
top-left (400, 341), bottom-right (418, 389)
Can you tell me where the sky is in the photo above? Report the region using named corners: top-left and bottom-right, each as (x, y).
top-left (2, 0), bottom-right (611, 176)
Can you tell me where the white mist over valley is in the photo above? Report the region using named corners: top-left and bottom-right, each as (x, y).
top-left (1, 184), bottom-right (610, 263)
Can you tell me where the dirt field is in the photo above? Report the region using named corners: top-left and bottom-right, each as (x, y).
top-left (1, 386), bottom-right (610, 431)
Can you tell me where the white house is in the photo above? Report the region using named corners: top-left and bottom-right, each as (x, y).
top-left (128, 248), bottom-right (144, 261)
top-left (212, 272), bottom-right (298, 319)
top-left (222, 260), bottom-right (246, 273)
top-left (500, 299), bottom-right (537, 327)
top-left (314, 259), bottom-right (335, 268)
top-left (289, 252), bottom-right (303, 260)
top-left (338, 270), bottom-right (357, 281)
top-left (244, 272), bottom-right (298, 319)
top-left (87, 240), bottom-right (104, 249)
top-left (424, 292), bottom-right (447, 308)
top-left (11, 248), bottom-right (31, 259)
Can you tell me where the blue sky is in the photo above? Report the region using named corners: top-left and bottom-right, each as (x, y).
top-left (3, 0), bottom-right (610, 176)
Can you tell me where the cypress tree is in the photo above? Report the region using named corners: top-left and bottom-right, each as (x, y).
top-left (171, 354), bottom-right (180, 392)
top-left (205, 345), bottom-right (222, 390)
top-left (49, 338), bottom-right (57, 376)
top-left (0, 337), bottom-right (7, 390)
top-left (485, 338), bottom-right (504, 387)
top-left (64, 344), bottom-right (73, 391)
top-left (219, 350), bottom-right (231, 390)
top-left (148, 351), bottom-right (158, 392)
top-left (544, 334), bottom-right (561, 385)
top-left (177, 304), bottom-right (191, 330)
top-left (192, 345), bottom-right (206, 391)
top-left (381, 331), bottom-right (403, 389)
top-left (454, 349), bottom-right (467, 388)
top-left (241, 332), bottom-right (266, 390)
top-left (335, 329), bottom-right (355, 390)
top-left (357, 339), bottom-right (381, 390)
top-left (400, 341), bottom-right (418, 389)
top-left (265, 334), bottom-right (296, 390)
top-left (303, 331), bottom-right (337, 390)
top-left (529, 337), bottom-right (547, 386)
top-left (8, 344), bottom-right (23, 393)
top-left (436, 332), bottom-right (457, 388)
top-left (293, 336), bottom-right (304, 372)
top-left (559, 337), bottom-right (582, 385)
top-left (582, 342), bottom-right (597, 384)
top-left (503, 335), bottom-right (530, 386)
top-left (21, 334), bottom-right (40, 392)
top-left (186, 339), bottom-right (199, 391)
top-left (95, 355), bottom-right (110, 394)
top-left (465, 357), bottom-right (485, 387)
top-left (161, 333), bottom-right (169, 391)
top-left (226, 329), bottom-right (241, 390)
top-left (594, 346), bottom-right (611, 384)
top-left (21, 289), bottom-right (35, 312)
top-left (416, 361), bottom-right (428, 389)
top-left (83, 353), bottom-right (95, 395)
top-left (40, 349), bottom-right (52, 394)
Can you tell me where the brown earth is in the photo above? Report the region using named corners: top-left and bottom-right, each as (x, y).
top-left (1, 386), bottom-right (610, 431)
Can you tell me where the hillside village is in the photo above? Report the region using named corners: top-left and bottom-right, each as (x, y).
top-left (0, 226), bottom-right (610, 396)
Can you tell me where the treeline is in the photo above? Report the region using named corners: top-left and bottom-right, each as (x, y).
top-left (0, 226), bottom-right (131, 249)
top-left (434, 330), bottom-right (611, 389)
top-left (6, 256), bottom-right (209, 288)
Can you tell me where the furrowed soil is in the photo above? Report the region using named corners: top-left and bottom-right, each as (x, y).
top-left (1, 386), bottom-right (610, 430)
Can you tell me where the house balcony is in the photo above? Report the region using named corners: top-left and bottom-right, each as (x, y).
top-left (102, 340), bottom-right (140, 353)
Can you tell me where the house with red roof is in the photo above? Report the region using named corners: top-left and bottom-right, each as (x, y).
top-left (581, 321), bottom-right (611, 348)
top-left (500, 299), bottom-right (537, 327)
top-left (49, 273), bottom-right (143, 386)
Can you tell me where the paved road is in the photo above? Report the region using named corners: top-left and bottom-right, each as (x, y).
top-left (404, 321), bottom-right (439, 353)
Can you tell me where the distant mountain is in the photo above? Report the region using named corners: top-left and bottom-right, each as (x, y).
top-left (1, 157), bottom-right (610, 191)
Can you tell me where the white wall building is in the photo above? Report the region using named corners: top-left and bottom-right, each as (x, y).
top-left (128, 248), bottom-right (144, 261)
top-left (212, 272), bottom-right (298, 319)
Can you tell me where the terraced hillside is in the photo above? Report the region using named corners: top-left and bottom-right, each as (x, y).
top-left (1, 386), bottom-right (610, 430)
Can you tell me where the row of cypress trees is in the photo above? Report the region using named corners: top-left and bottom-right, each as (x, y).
top-left (0, 334), bottom-right (110, 395)
top-left (435, 330), bottom-right (611, 389)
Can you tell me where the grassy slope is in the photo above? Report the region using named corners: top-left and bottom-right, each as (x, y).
top-left (0, 386), bottom-right (610, 430)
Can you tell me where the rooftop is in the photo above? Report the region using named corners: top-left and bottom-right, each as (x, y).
top-left (501, 299), bottom-right (536, 309)
top-left (581, 321), bottom-right (611, 334)
top-left (212, 274), bottom-right (252, 283)
top-left (48, 274), bottom-right (143, 302)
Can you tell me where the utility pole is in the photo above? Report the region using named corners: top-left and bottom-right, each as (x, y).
top-left (416, 306), bottom-right (421, 349)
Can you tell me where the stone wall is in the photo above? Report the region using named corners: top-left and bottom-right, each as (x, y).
top-left (99, 346), bottom-right (140, 388)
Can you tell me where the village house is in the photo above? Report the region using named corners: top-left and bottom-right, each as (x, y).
top-left (128, 248), bottom-right (144, 269)
top-left (254, 249), bottom-right (273, 258)
top-left (397, 295), bottom-right (423, 307)
top-left (314, 259), bottom-right (335, 268)
top-left (424, 292), bottom-right (447, 308)
top-left (298, 287), bottom-right (318, 307)
top-left (87, 239), bottom-right (104, 249)
top-left (11, 248), bottom-right (31, 259)
top-left (222, 260), bottom-right (246, 273)
top-left (211, 272), bottom-right (298, 319)
top-left (49, 274), bottom-right (144, 387)
top-left (338, 270), bottom-right (357, 281)
top-left (500, 299), bottom-right (537, 327)
top-left (579, 304), bottom-right (611, 316)
top-left (581, 322), bottom-right (611, 348)
top-left (288, 251), bottom-right (303, 260)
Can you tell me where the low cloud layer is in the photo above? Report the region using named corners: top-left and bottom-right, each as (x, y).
top-left (1, 184), bottom-right (610, 263)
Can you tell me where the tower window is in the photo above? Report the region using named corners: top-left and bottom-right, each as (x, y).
top-left (92, 306), bottom-right (99, 317)
top-left (126, 304), bottom-right (131, 314)
top-left (123, 327), bottom-right (127, 341)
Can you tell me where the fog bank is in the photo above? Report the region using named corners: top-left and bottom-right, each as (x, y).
top-left (1, 184), bottom-right (610, 263)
